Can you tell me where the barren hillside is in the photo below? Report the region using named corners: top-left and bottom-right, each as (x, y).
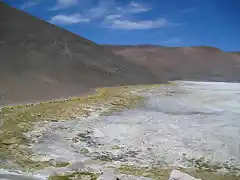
top-left (0, 2), bottom-right (163, 106)
top-left (104, 45), bottom-right (240, 82)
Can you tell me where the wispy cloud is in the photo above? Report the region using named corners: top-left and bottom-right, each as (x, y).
top-left (51, 0), bottom-right (79, 11)
top-left (100, 1), bottom-right (180, 30)
top-left (50, 13), bottom-right (90, 25)
top-left (110, 18), bottom-right (169, 30)
top-left (84, 1), bottom-right (151, 21)
top-left (47, 0), bottom-right (180, 31)
top-left (86, 0), bottom-right (116, 20)
top-left (105, 14), bottom-right (122, 20)
top-left (117, 1), bottom-right (151, 14)
top-left (20, 0), bottom-right (38, 9)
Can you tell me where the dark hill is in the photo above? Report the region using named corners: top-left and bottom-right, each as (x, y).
top-left (0, 2), bottom-right (163, 106)
top-left (104, 45), bottom-right (240, 82)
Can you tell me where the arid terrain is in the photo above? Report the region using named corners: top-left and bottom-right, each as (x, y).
top-left (104, 45), bottom-right (240, 82)
top-left (1, 2), bottom-right (240, 106)
top-left (0, 81), bottom-right (240, 180)
top-left (0, 2), bottom-right (164, 107)
top-left (0, 1), bottom-right (240, 180)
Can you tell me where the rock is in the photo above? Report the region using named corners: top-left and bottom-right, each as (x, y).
top-left (168, 170), bottom-right (202, 180)
top-left (36, 114), bottom-right (42, 117)
top-left (93, 129), bottom-right (104, 138)
top-left (50, 119), bottom-right (58, 122)
top-left (30, 155), bottom-right (52, 162)
top-left (118, 174), bottom-right (152, 180)
top-left (97, 168), bottom-right (116, 180)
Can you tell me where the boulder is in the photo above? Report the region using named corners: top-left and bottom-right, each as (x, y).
top-left (168, 170), bottom-right (201, 180)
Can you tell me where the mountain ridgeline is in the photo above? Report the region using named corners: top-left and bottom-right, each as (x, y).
top-left (104, 45), bottom-right (240, 82)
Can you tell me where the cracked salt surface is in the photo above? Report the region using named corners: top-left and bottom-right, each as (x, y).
top-left (1, 81), bottom-right (240, 179)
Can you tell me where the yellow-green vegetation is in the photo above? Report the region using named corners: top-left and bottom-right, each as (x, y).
top-left (111, 145), bottom-right (121, 150)
top-left (184, 157), bottom-right (240, 173)
top-left (0, 85), bottom-right (157, 170)
top-left (80, 148), bottom-right (90, 154)
top-left (54, 162), bottom-right (71, 168)
top-left (118, 165), bottom-right (240, 180)
top-left (187, 170), bottom-right (240, 180)
top-left (48, 172), bottom-right (99, 180)
top-left (118, 165), bottom-right (172, 180)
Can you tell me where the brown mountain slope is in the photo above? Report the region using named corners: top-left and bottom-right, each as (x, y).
top-left (231, 51), bottom-right (240, 55)
top-left (104, 45), bottom-right (240, 82)
top-left (0, 2), bottom-right (164, 106)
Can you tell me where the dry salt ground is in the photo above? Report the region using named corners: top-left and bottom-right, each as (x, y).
top-left (1, 81), bottom-right (240, 179)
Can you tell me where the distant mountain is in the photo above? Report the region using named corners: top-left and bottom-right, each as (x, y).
top-left (230, 51), bottom-right (240, 55)
top-left (0, 2), bottom-right (164, 106)
top-left (104, 45), bottom-right (240, 82)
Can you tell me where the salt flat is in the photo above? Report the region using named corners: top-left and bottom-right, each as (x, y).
top-left (1, 81), bottom-right (240, 179)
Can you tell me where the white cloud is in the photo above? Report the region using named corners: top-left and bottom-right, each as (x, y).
top-left (110, 18), bottom-right (169, 30)
top-left (87, 0), bottom-right (116, 20)
top-left (128, 1), bottom-right (151, 13)
top-left (105, 14), bottom-right (122, 20)
top-left (78, 1), bottom-right (151, 22)
top-left (89, 6), bottom-right (109, 19)
top-left (50, 13), bottom-right (90, 25)
top-left (117, 1), bottom-right (151, 14)
top-left (20, 0), bottom-right (38, 9)
top-left (51, 0), bottom-right (79, 10)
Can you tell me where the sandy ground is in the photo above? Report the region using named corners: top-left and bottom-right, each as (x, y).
top-left (1, 81), bottom-right (240, 179)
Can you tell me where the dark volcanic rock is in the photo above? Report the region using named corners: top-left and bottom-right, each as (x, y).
top-left (0, 2), bottom-right (164, 106)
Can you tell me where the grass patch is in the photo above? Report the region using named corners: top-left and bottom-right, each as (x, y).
top-left (80, 148), bottom-right (90, 154)
top-left (112, 145), bottom-right (121, 150)
top-left (118, 165), bottom-right (240, 180)
top-left (118, 165), bottom-right (171, 180)
top-left (186, 157), bottom-right (240, 172)
top-left (48, 172), bottom-right (99, 180)
top-left (54, 162), bottom-right (70, 168)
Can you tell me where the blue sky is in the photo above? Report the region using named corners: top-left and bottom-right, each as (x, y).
top-left (3, 0), bottom-right (240, 51)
